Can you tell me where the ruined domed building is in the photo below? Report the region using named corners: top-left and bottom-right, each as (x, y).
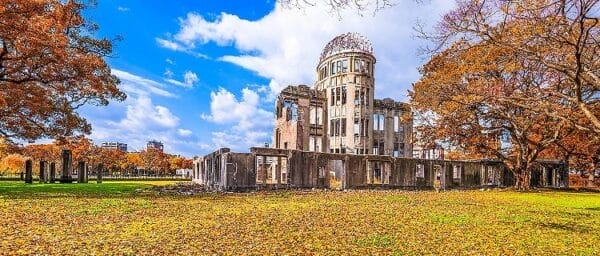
top-left (273, 33), bottom-right (412, 157)
top-left (192, 33), bottom-right (568, 192)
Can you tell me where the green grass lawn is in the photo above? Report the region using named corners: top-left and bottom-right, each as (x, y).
top-left (0, 180), bottom-right (177, 197)
top-left (0, 181), bottom-right (599, 255)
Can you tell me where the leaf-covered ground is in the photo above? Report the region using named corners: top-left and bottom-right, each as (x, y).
top-left (1, 181), bottom-right (599, 255)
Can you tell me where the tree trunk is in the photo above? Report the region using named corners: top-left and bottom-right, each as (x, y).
top-left (514, 168), bottom-right (531, 191)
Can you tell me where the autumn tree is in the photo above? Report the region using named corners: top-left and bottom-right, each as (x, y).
top-left (61, 136), bottom-right (95, 163)
top-left (411, 40), bottom-right (569, 190)
top-left (96, 147), bottom-right (126, 175)
top-left (539, 128), bottom-right (600, 175)
top-left (0, 136), bottom-right (19, 159)
top-left (445, 150), bottom-right (482, 161)
top-left (123, 152), bottom-right (142, 175)
top-left (0, 137), bottom-right (8, 159)
top-left (418, 0), bottom-right (600, 138)
top-left (168, 155), bottom-right (183, 172)
top-left (182, 158), bottom-right (193, 169)
top-left (0, 0), bottom-right (126, 141)
top-left (139, 149), bottom-right (169, 176)
top-left (0, 153), bottom-right (25, 175)
top-left (23, 143), bottom-right (60, 163)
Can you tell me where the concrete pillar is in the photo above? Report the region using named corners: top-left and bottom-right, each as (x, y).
top-left (77, 161), bottom-right (87, 183)
top-left (97, 163), bottom-right (103, 184)
top-left (49, 162), bottom-right (56, 183)
top-left (39, 161), bottom-right (46, 183)
top-left (60, 150), bottom-right (73, 183)
top-left (44, 162), bottom-right (50, 183)
top-left (442, 163), bottom-right (447, 189)
top-left (25, 160), bottom-right (33, 184)
top-left (276, 156), bottom-right (282, 186)
top-left (261, 156), bottom-right (267, 185)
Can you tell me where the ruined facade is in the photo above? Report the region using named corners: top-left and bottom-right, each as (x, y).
top-left (274, 33), bottom-right (412, 157)
top-left (192, 148), bottom-right (568, 191)
top-left (274, 85), bottom-right (327, 152)
top-left (191, 32), bottom-right (569, 192)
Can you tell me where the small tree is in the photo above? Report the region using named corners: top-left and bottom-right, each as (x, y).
top-left (140, 149), bottom-right (169, 176)
top-left (0, 153), bottom-right (25, 175)
top-left (124, 152), bottom-right (142, 175)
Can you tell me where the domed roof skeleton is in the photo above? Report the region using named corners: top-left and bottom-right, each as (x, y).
top-left (319, 32), bottom-right (373, 62)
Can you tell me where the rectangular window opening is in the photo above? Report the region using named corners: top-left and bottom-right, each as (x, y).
top-left (416, 164), bottom-right (425, 178)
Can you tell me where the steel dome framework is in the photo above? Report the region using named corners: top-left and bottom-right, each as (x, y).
top-left (319, 32), bottom-right (373, 62)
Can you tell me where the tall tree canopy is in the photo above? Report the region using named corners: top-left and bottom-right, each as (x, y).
top-left (0, 0), bottom-right (125, 141)
top-left (413, 0), bottom-right (600, 189)
top-left (411, 40), bottom-right (569, 190)
top-left (418, 0), bottom-right (600, 137)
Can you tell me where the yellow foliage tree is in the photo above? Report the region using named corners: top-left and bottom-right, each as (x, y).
top-left (0, 153), bottom-right (25, 175)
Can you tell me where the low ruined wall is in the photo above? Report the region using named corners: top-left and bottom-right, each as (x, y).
top-left (192, 148), bottom-right (568, 191)
top-left (222, 153), bottom-right (256, 190)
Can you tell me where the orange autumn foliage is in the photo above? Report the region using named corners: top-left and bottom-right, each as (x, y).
top-left (0, 0), bottom-right (125, 141)
top-left (0, 153), bottom-right (25, 174)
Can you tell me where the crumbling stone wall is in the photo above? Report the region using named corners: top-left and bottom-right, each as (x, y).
top-left (192, 148), bottom-right (568, 191)
top-left (372, 98), bottom-right (413, 158)
top-left (192, 148), bottom-right (229, 190)
top-left (273, 85), bottom-right (327, 152)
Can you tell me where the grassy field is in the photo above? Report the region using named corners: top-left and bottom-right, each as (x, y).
top-left (1, 181), bottom-right (599, 255)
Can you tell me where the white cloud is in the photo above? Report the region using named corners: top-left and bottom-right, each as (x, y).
top-left (184, 71), bottom-right (199, 86)
top-left (164, 78), bottom-right (188, 87)
top-left (85, 70), bottom-right (211, 157)
top-left (87, 94), bottom-right (204, 156)
top-left (155, 38), bottom-right (210, 59)
top-left (202, 87), bottom-right (272, 129)
top-left (116, 95), bottom-right (179, 131)
top-left (112, 69), bottom-right (176, 98)
top-left (149, 2), bottom-right (456, 153)
top-left (165, 58), bottom-right (174, 64)
top-left (163, 71), bottom-right (197, 88)
top-left (178, 129), bottom-right (193, 137)
top-left (211, 130), bottom-right (269, 151)
top-left (89, 123), bottom-right (205, 156)
top-left (117, 6), bottom-right (129, 12)
top-left (166, 1), bottom-right (454, 101)
top-left (156, 38), bottom-right (187, 51)
top-left (201, 87), bottom-right (273, 151)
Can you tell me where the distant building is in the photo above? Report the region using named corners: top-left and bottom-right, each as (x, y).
top-left (147, 140), bottom-right (164, 152)
top-left (101, 142), bottom-right (127, 152)
top-left (176, 168), bottom-right (192, 178)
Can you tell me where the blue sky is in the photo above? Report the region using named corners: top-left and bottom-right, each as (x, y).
top-left (78, 0), bottom-right (454, 157)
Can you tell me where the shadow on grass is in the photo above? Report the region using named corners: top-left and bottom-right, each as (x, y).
top-left (539, 222), bottom-right (593, 234)
top-left (563, 187), bottom-right (600, 193)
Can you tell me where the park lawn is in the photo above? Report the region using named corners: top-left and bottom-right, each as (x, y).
top-left (0, 183), bottom-right (599, 255)
top-left (0, 180), bottom-right (179, 197)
